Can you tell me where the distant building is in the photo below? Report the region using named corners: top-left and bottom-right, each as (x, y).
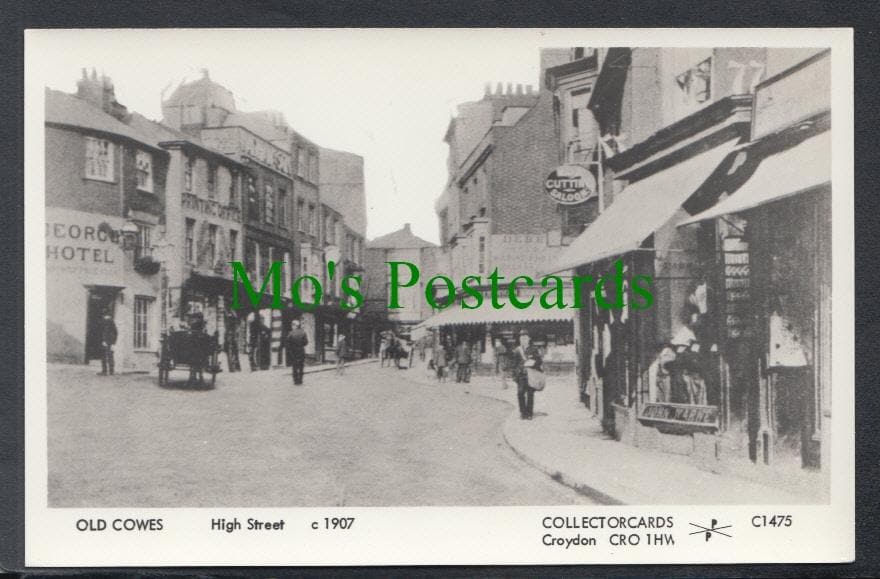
top-left (427, 50), bottom-right (577, 369)
top-left (365, 223), bottom-right (437, 340)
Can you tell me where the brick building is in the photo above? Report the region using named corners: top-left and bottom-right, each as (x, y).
top-left (427, 50), bottom-right (576, 369)
top-left (162, 73), bottom-right (298, 370)
top-left (45, 71), bottom-right (168, 372)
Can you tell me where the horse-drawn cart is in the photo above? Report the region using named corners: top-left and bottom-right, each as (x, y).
top-left (158, 329), bottom-right (222, 387)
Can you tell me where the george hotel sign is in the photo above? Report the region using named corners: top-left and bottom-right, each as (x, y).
top-left (543, 164), bottom-right (597, 205)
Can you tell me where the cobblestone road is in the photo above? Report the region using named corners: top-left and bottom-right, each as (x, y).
top-left (48, 362), bottom-right (595, 507)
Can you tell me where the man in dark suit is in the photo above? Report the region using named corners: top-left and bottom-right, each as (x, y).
top-left (286, 320), bottom-right (309, 385)
top-left (510, 329), bottom-right (543, 420)
top-left (98, 311), bottom-right (117, 376)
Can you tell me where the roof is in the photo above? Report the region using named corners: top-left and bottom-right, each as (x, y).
top-left (679, 131), bottom-right (830, 226)
top-left (222, 111), bottom-right (289, 144)
top-left (367, 224), bottom-right (435, 249)
top-left (45, 88), bottom-right (162, 151)
top-left (163, 74), bottom-right (235, 111)
top-left (548, 139), bottom-right (739, 273)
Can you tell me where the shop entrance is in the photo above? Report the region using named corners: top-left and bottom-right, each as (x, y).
top-left (84, 286), bottom-right (120, 363)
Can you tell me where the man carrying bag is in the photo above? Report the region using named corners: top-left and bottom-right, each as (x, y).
top-left (510, 329), bottom-right (544, 420)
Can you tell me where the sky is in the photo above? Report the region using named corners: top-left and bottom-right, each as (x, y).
top-left (28, 29), bottom-right (558, 243)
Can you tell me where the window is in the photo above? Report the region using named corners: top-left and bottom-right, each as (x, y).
top-left (309, 152), bottom-right (318, 183)
top-left (85, 137), bottom-right (114, 181)
top-left (247, 176), bottom-right (259, 221)
top-left (297, 198), bottom-right (306, 231)
top-left (245, 238), bottom-right (257, 278)
top-left (184, 156), bottom-right (193, 191)
top-left (207, 164), bottom-right (217, 197)
top-left (133, 296), bottom-right (152, 350)
top-left (135, 224), bottom-right (152, 260)
top-left (229, 229), bottom-right (238, 262)
top-left (135, 150), bottom-right (153, 192)
top-left (185, 218), bottom-right (195, 263)
top-left (308, 204), bottom-right (316, 236)
top-left (228, 170), bottom-right (239, 206)
top-left (207, 224), bottom-right (218, 266)
top-left (676, 57), bottom-right (712, 105)
top-left (297, 148), bottom-right (306, 178)
top-left (264, 183), bottom-right (275, 224)
top-left (278, 188), bottom-right (288, 228)
top-left (478, 236), bottom-right (486, 274)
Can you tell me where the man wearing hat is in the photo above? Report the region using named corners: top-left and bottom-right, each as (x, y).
top-left (510, 329), bottom-right (543, 419)
top-left (285, 319), bottom-right (309, 385)
top-left (98, 310), bottom-right (117, 376)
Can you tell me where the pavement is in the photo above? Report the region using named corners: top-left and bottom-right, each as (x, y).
top-left (405, 361), bottom-right (828, 505)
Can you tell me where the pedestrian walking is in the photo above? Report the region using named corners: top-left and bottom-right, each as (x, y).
top-left (336, 333), bottom-right (349, 375)
top-left (510, 329), bottom-right (543, 420)
top-left (286, 320), bottom-right (309, 385)
top-left (98, 310), bottom-right (117, 376)
top-left (494, 338), bottom-right (507, 375)
top-left (434, 341), bottom-right (448, 383)
top-left (455, 339), bottom-right (472, 383)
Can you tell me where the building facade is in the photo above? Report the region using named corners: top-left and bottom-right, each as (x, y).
top-left (427, 50), bottom-right (578, 368)
top-left (551, 47), bottom-right (830, 490)
top-left (45, 72), bottom-right (167, 372)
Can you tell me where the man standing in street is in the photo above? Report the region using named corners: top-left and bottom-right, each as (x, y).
top-left (455, 339), bottom-right (472, 383)
top-left (98, 311), bottom-right (117, 376)
top-left (335, 333), bottom-right (349, 376)
top-left (286, 320), bottom-right (309, 385)
top-left (511, 329), bottom-right (543, 420)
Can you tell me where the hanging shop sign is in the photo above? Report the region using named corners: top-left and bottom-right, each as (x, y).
top-left (544, 164), bottom-right (597, 205)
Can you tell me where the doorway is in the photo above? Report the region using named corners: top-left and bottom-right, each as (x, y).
top-left (85, 287), bottom-right (118, 363)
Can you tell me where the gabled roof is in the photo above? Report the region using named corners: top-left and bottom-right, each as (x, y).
top-left (367, 224), bottom-right (435, 249)
top-left (45, 88), bottom-right (162, 151)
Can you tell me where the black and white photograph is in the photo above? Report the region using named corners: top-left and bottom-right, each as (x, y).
top-left (23, 28), bottom-right (854, 566)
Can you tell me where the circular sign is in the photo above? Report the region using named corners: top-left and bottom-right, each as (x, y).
top-left (544, 164), bottom-right (597, 205)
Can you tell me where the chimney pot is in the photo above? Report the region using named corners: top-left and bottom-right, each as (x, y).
top-left (506, 82), bottom-right (513, 94)
top-left (495, 82), bottom-right (503, 95)
top-left (484, 82), bottom-right (491, 96)
top-left (516, 83), bottom-right (523, 95)
top-left (404, 223), bottom-right (411, 232)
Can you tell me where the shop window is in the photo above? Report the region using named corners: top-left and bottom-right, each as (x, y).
top-left (185, 218), bottom-right (195, 263)
top-left (135, 150), bottom-right (153, 192)
top-left (133, 296), bottom-right (153, 350)
top-left (85, 137), bottom-right (114, 181)
top-left (184, 156), bottom-right (193, 191)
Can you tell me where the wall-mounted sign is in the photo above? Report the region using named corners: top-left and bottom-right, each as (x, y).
top-left (544, 164), bottom-right (596, 205)
top-left (638, 402), bottom-right (720, 434)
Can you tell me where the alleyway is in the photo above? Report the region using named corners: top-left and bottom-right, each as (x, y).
top-left (47, 362), bottom-right (595, 507)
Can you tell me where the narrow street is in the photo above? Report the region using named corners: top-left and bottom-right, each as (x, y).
top-left (48, 362), bottom-right (595, 507)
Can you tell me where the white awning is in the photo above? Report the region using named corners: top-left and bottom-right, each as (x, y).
top-left (679, 131), bottom-right (830, 226)
top-left (548, 140), bottom-right (739, 273)
top-left (421, 305), bottom-right (573, 329)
